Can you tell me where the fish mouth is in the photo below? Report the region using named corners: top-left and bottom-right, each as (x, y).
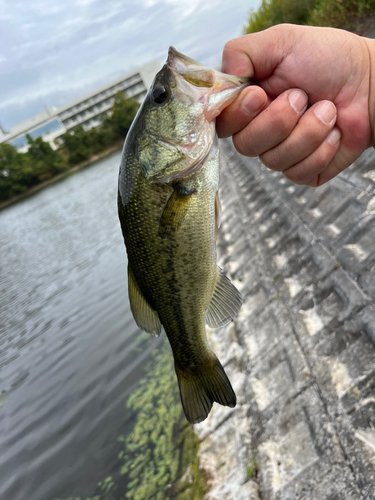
top-left (168, 46), bottom-right (249, 86)
top-left (167, 46), bottom-right (251, 122)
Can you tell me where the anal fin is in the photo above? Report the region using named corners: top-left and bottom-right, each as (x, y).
top-left (205, 267), bottom-right (242, 328)
top-left (128, 265), bottom-right (161, 336)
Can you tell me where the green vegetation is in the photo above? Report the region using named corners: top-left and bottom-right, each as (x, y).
top-left (0, 93), bottom-right (139, 203)
top-left (308, 0), bottom-right (375, 30)
top-left (0, 137), bottom-right (69, 201)
top-left (244, 0), bottom-right (375, 34)
top-left (247, 460), bottom-right (257, 478)
top-left (244, 0), bottom-right (315, 34)
top-left (53, 340), bottom-right (206, 500)
top-left (118, 340), bottom-right (207, 500)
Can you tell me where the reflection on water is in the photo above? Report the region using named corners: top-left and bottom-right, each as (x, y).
top-left (0, 151), bottom-right (157, 500)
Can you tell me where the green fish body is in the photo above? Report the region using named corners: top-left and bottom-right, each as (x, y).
top-left (118, 48), bottom-right (248, 423)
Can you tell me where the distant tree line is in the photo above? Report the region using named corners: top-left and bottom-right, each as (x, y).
top-left (0, 93), bottom-right (139, 202)
top-left (244, 0), bottom-right (375, 34)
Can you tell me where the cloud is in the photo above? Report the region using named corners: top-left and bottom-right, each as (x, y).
top-left (0, 0), bottom-right (259, 129)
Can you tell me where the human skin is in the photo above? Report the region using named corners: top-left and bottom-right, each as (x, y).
top-left (217, 24), bottom-right (375, 186)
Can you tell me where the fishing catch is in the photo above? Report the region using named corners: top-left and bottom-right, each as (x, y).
top-left (118, 47), bottom-right (248, 424)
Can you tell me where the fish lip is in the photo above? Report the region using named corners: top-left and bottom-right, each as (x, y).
top-left (167, 46), bottom-right (251, 86)
top-left (167, 46), bottom-right (204, 71)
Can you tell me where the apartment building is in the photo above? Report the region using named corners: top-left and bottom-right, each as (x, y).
top-left (0, 60), bottom-right (160, 152)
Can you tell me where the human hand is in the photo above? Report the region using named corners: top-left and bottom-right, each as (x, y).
top-left (217, 24), bottom-right (375, 186)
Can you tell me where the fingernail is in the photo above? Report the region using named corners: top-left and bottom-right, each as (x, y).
top-left (327, 127), bottom-right (341, 146)
top-left (288, 89), bottom-right (308, 113)
top-left (241, 91), bottom-right (265, 115)
top-left (314, 101), bottom-right (336, 124)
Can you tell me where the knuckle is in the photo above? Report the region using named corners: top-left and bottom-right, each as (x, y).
top-left (233, 133), bottom-right (258, 157)
top-left (272, 108), bottom-right (295, 138)
top-left (302, 117), bottom-right (332, 145)
top-left (302, 124), bottom-right (323, 144)
top-left (223, 39), bottom-right (237, 52)
top-left (283, 164), bottom-right (314, 185)
top-left (259, 150), bottom-right (286, 171)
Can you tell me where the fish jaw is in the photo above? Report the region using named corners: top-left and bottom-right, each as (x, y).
top-left (167, 46), bottom-right (251, 122)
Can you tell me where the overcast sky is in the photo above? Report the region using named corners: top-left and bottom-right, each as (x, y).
top-left (0, 0), bottom-right (261, 130)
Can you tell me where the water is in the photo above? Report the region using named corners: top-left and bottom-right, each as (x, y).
top-left (0, 151), bottom-right (157, 500)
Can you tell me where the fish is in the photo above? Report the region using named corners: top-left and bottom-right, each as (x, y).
top-left (118, 47), bottom-right (249, 424)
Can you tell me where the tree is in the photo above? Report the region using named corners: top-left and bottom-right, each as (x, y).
top-left (60, 125), bottom-right (94, 165)
top-left (25, 135), bottom-right (68, 181)
top-left (0, 143), bottom-right (33, 200)
top-left (244, 0), bottom-right (316, 34)
top-left (103, 92), bottom-right (140, 139)
top-left (243, 0), bottom-right (375, 34)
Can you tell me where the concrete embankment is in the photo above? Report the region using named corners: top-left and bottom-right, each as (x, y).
top-left (195, 139), bottom-right (375, 500)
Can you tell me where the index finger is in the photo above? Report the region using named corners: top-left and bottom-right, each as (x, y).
top-left (217, 85), bottom-right (268, 138)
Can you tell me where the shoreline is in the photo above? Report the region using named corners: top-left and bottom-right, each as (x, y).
top-left (0, 140), bottom-right (124, 212)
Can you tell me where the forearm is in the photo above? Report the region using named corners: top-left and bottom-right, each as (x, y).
top-left (364, 36), bottom-right (375, 148)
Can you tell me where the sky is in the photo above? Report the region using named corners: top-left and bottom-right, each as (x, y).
top-left (0, 0), bottom-right (261, 131)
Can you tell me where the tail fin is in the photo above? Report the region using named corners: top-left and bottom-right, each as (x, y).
top-left (175, 355), bottom-right (236, 424)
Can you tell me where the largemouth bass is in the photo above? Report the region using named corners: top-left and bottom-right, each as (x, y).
top-left (118, 47), bottom-right (248, 424)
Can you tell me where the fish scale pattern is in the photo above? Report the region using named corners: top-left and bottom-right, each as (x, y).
top-left (195, 139), bottom-right (375, 500)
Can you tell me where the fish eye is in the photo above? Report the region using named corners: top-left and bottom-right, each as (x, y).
top-left (152, 85), bottom-right (169, 104)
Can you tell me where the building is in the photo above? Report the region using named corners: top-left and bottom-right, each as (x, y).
top-left (0, 60), bottom-right (160, 152)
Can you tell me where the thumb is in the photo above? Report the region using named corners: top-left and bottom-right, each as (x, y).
top-left (222, 24), bottom-right (299, 80)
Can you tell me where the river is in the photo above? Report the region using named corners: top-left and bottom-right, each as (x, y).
top-left (0, 151), bottom-right (158, 500)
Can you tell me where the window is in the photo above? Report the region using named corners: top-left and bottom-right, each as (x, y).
top-left (8, 119), bottom-right (63, 148)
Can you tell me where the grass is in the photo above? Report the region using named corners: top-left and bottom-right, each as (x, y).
top-left (247, 461), bottom-right (257, 479)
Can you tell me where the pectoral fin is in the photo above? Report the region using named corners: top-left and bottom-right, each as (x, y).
top-left (205, 267), bottom-right (242, 328)
top-left (158, 185), bottom-right (195, 238)
top-left (128, 265), bottom-right (161, 336)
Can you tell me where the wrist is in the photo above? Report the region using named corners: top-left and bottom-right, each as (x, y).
top-left (364, 36), bottom-right (375, 148)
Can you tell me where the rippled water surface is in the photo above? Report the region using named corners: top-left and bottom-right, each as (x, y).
top-left (0, 152), bottom-right (156, 500)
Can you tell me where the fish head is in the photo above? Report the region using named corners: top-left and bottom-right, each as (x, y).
top-left (133, 47), bottom-right (250, 183)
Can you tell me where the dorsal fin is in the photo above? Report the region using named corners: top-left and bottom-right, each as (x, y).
top-left (205, 267), bottom-right (242, 328)
top-left (128, 265), bottom-right (161, 336)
